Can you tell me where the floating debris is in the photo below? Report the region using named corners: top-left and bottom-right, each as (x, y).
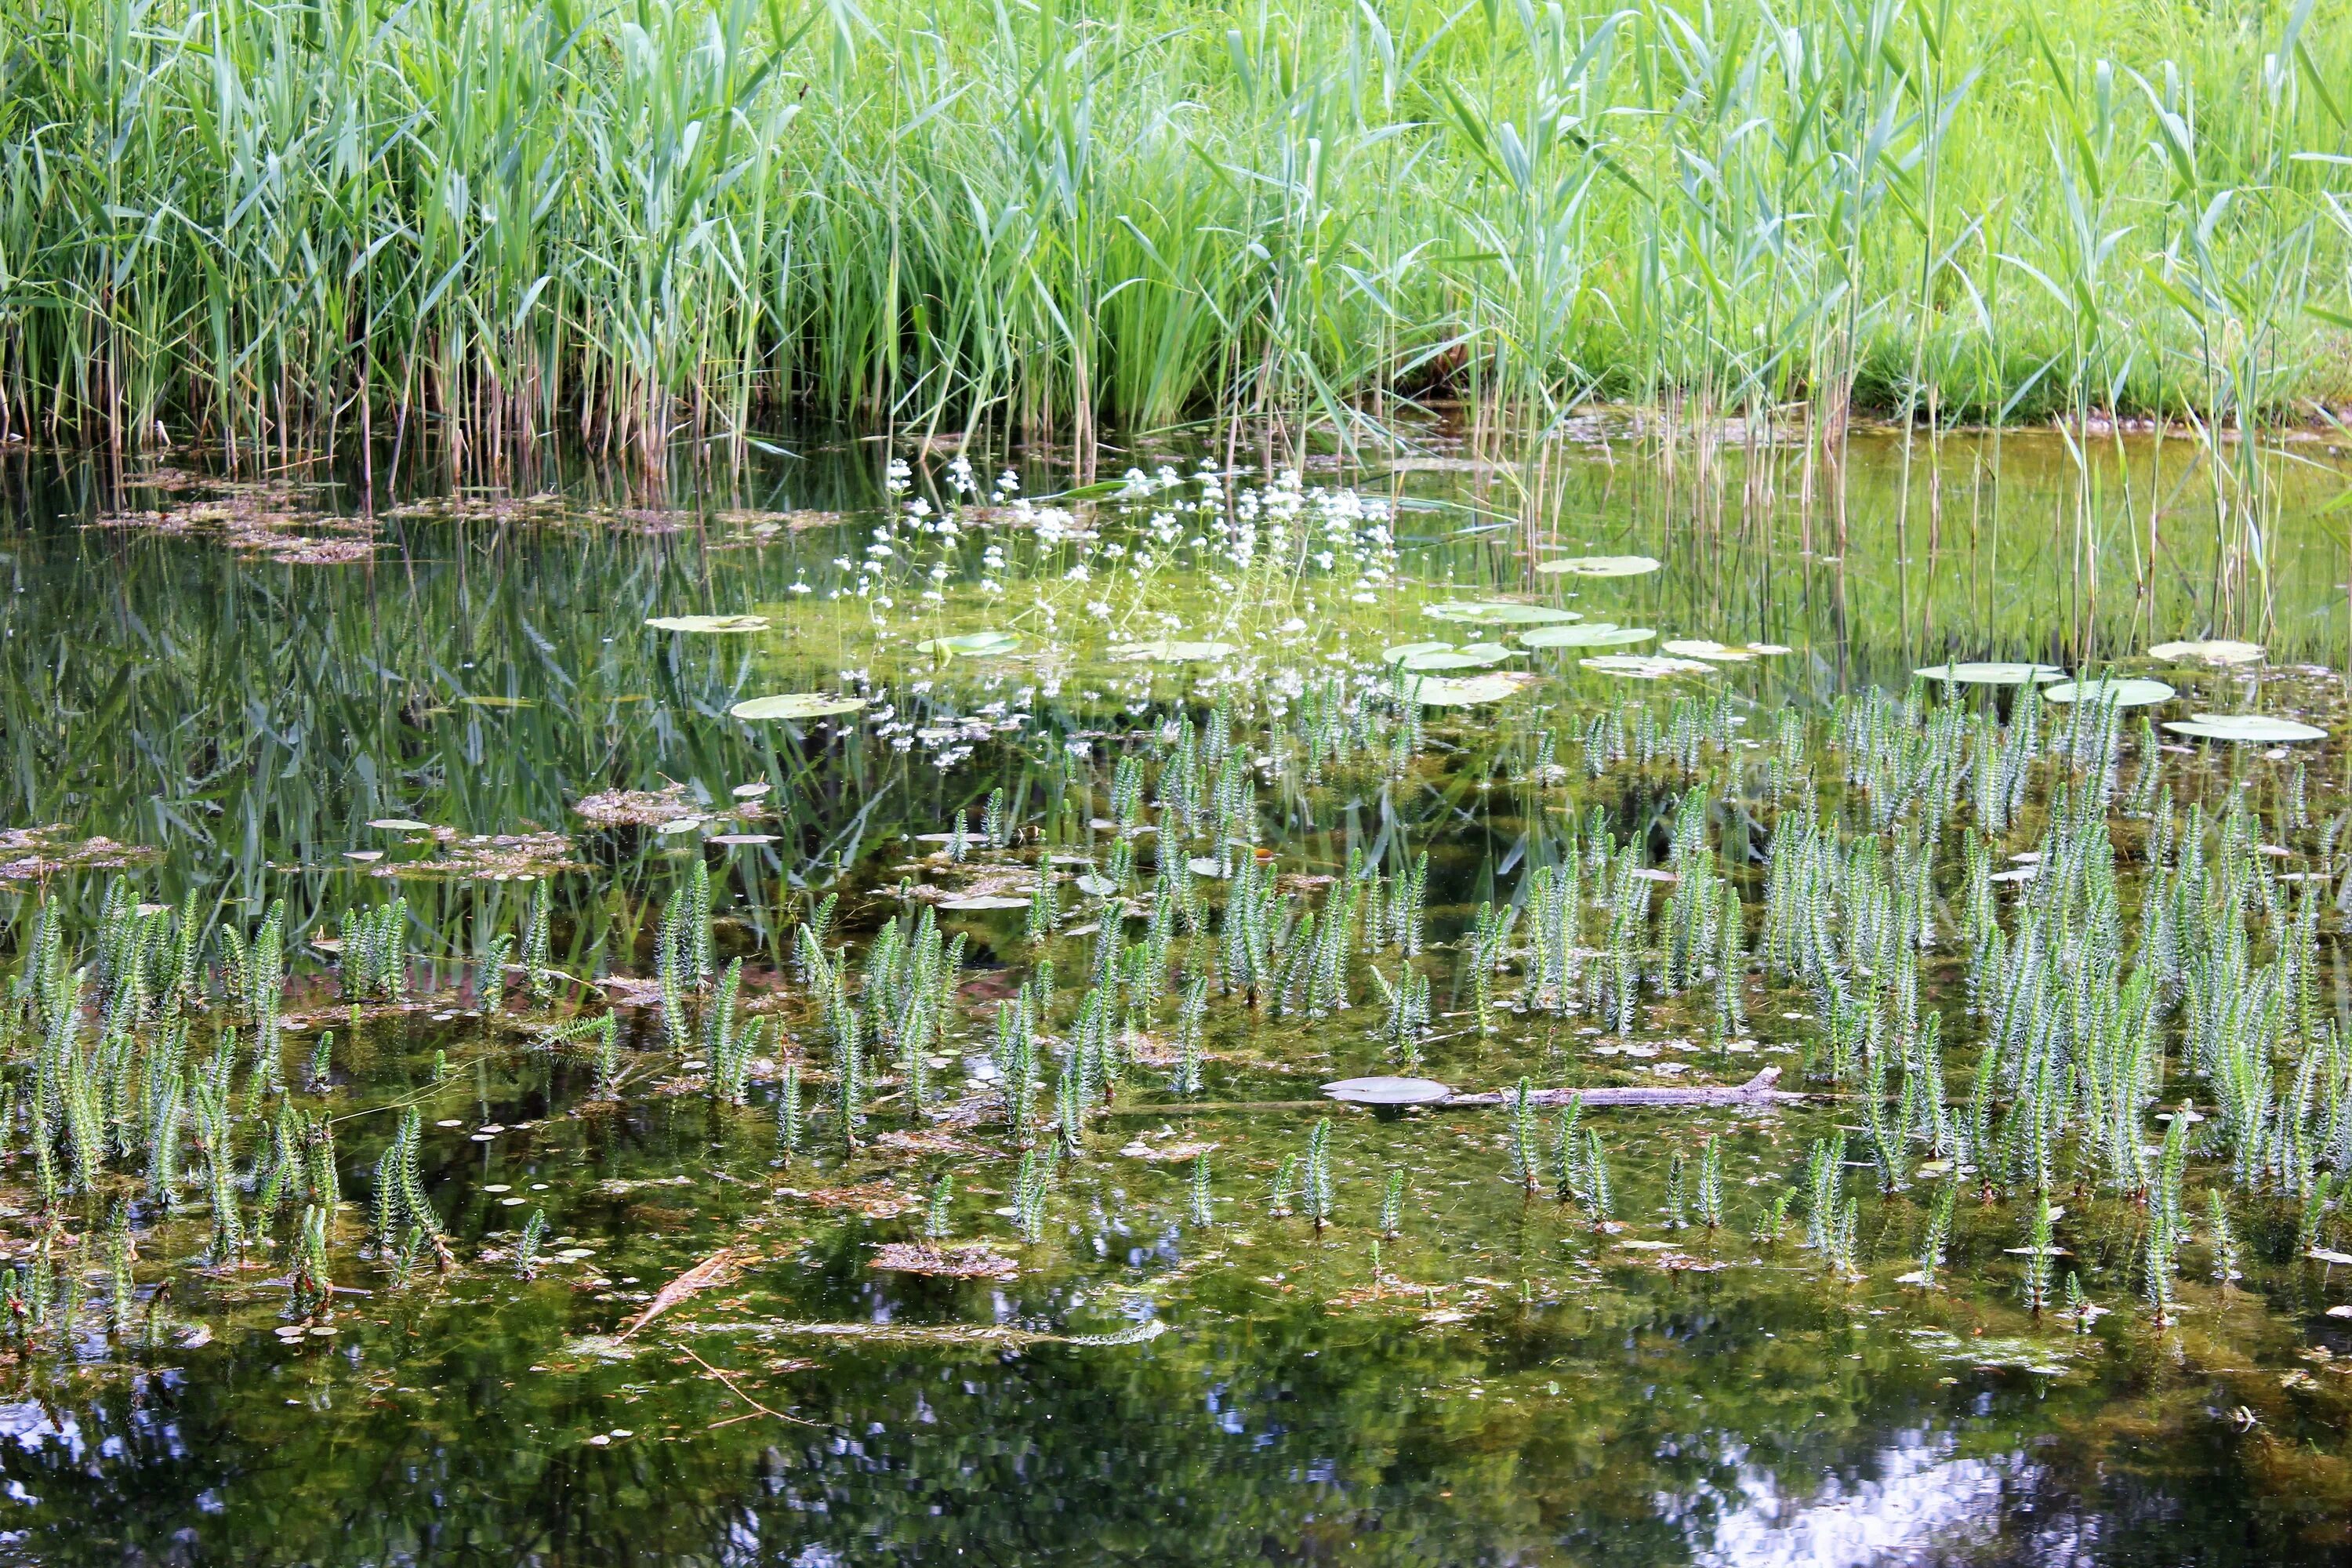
top-left (868, 1243), bottom-right (1018, 1279)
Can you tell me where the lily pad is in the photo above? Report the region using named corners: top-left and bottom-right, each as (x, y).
top-left (1581, 655), bottom-right (1717, 679)
top-left (1518, 623), bottom-right (1656, 650)
top-left (2043, 677), bottom-right (2176, 707)
top-left (1109, 640), bottom-right (1240, 662)
top-left (1404, 671), bottom-right (1541, 706)
top-left (1661, 638), bottom-right (1791, 662)
top-left (2148, 638), bottom-right (2264, 666)
top-left (1423, 601), bottom-right (1583, 626)
top-left (2162, 714), bottom-right (2326, 743)
top-left (1390, 641), bottom-right (1522, 673)
top-left (1533, 555), bottom-right (1661, 578)
top-left (729, 694), bottom-right (868, 721)
top-left (937, 894), bottom-right (1033, 911)
top-left (1381, 641), bottom-right (1454, 664)
top-left (368, 818), bottom-right (434, 832)
top-left (1323, 1076), bottom-right (1454, 1105)
top-left (645, 614), bottom-right (770, 633)
top-left (1912, 662), bottom-right (2067, 686)
top-left (914, 630), bottom-right (1021, 657)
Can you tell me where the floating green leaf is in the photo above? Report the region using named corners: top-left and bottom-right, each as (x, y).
top-left (368, 818), bottom-right (433, 832)
top-left (729, 694), bottom-right (869, 720)
top-left (1388, 641), bottom-right (1522, 672)
top-left (2044, 677), bottom-right (2176, 707)
top-left (1533, 555), bottom-right (1661, 578)
top-left (645, 614), bottom-right (770, 633)
top-left (1518, 623), bottom-right (1655, 649)
top-left (1109, 640), bottom-right (1240, 662)
top-left (914, 630), bottom-right (1021, 657)
top-left (1912, 662), bottom-right (2066, 686)
top-left (2148, 638), bottom-right (2264, 666)
top-left (1381, 641), bottom-right (1454, 664)
top-left (1405, 671), bottom-right (1541, 706)
top-left (1661, 638), bottom-right (1791, 662)
top-left (2162, 713), bottom-right (2325, 743)
top-left (1423, 601), bottom-right (1583, 626)
top-left (1580, 655), bottom-right (1718, 679)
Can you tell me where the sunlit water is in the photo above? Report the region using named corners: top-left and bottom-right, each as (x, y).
top-left (0, 423), bottom-right (2347, 1566)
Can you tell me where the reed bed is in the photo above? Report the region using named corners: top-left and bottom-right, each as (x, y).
top-left (5, 0), bottom-right (2352, 466)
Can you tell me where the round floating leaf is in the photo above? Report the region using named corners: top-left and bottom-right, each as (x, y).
top-left (1324, 1076), bottom-right (1454, 1105)
top-left (1074, 873), bottom-right (1118, 897)
top-left (1581, 655), bottom-right (1718, 679)
top-left (1661, 638), bottom-right (1791, 662)
top-left (645, 614), bottom-right (770, 633)
top-left (1533, 554), bottom-right (1661, 578)
top-left (655, 818), bottom-right (703, 836)
top-left (1382, 641), bottom-right (1454, 664)
top-left (938, 894), bottom-right (1032, 910)
top-left (1405, 670), bottom-right (1541, 706)
top-left (1109, 640), bottom-right (1240, 662)
top-left (914, 630), bottom-right (1021, 657)
top-left (729, 693), bottom-right (869, 721)
top-left (1912, 662), bottom-right (2066, 686)
top-left (1518, 623), bottom-right (1655, 649)
top-left (2043, 677), bottom-right (2176, 707)
top-left (1396, 641), bottom-right (1522, 673)
top-left (2147, 638), bottom-right (2265, 666)
top-left (368, 818), bottom-right (433, 832)
top-left (2163, 713), bottom-right (2326, 743)
top-left (1424, 601), bottom-right (1583, 626)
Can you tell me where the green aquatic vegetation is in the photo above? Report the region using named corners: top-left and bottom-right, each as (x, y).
top-left (1508, 1080), bottom-right (1541, 1192)
top-left (370, 1107), bottom-right (440, 1253)
top-left (1301, 1120), bottom-right (1334, 1229)
top-left (1189, 1152), bottom-right (1214, 1229)
top-left (775, 1062), bottom-right (804, 1160)
top-left (339, 898), bottom-right (411, 1004)
top-left (1013, 1147), bottom-right (1056, 1243)
top-left (514, 1209), bottom-right (548, 1277)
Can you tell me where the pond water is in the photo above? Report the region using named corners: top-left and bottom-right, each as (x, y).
top-left (0, 422), bottom-right (2349, 1565)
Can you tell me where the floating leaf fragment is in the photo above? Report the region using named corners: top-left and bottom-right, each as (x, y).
top-left (1533, 554), bottom-right (1659, 578)
top-left (368, 818), bottom-right (433, 832)
top-left (729, 694), bottom-right (868, 721)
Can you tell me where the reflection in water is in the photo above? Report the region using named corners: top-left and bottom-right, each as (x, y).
top-left (1679, 1432), bottom-right (2019, 1567)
